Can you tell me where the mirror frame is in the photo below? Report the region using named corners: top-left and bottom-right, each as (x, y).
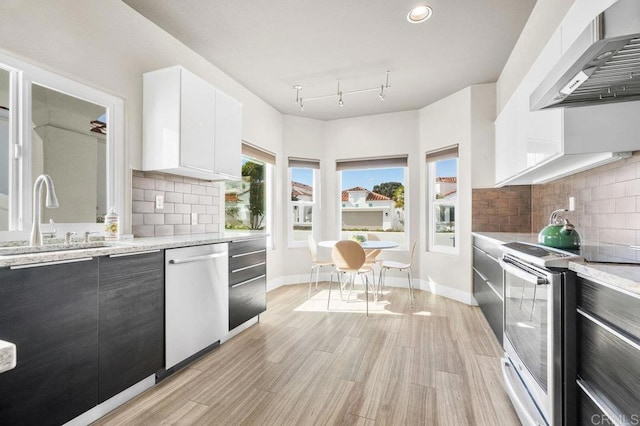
top-left (0, 49), bottom-right (124, 232)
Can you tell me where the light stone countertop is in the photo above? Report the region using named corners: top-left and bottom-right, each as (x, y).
top-left (0, 232), bottom-right (266, 268)
top-left (0, 339), bottom-right (17, 374)
top-left (472, 231), bottom-right (640, 296)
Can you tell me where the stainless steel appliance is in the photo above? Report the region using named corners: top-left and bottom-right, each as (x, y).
top-left (165, 244), bottom-right (229, 369)
top-left (500, 242), bottom-right (583, 425)
top-left (531, 0), bottom-right (640, 110)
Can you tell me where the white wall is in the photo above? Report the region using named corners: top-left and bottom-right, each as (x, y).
top-left (417, 85), bottom-right (495, 303)
top-left (280, 111), bottom-right (421, 280)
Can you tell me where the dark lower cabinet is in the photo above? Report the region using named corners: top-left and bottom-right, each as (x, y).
top-left (98, 250), bottom-right (165, 402)
top-left (0, 258), bottom-right (99, 426)
top-left (577, 275), bottom-right (640, 424)
top-left (472, 236), bottom-right (503, 345)
top-left (229, 238), bottom-right (267, 330)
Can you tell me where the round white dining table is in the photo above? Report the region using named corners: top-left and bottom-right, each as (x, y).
top-left (318, 240), bottom-right (399, 250)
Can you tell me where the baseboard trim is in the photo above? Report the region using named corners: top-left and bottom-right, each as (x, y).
top-left (268, 273), bottom-right (476, 306)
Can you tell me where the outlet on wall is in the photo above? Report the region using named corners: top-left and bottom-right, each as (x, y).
top-left (191, 213), bottom-right (198, 225)
top-left (569, 196), bottom-right (575, 211)
top-left (155, 195), bottom-right (164, 209)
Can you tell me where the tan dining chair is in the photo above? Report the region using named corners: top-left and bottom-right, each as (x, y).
top-left (328, 240), bottom-right (375, 316)
top-left (379, 240), bottom-right (417, 302)
top-left (364, 233), bottom-right (382, 265)
top-left (307, 235), bottom-right (334, 298)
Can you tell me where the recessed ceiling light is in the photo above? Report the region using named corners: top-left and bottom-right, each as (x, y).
top-left (407, 5), bottom-right (432, 24)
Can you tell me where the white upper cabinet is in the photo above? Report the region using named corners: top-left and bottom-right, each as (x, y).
top-left (143, 66), bottom-right (242, 181)
top-left (494, 2), bottom-right (640, 187)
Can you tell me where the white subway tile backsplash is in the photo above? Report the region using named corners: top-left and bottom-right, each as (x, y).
top-left (133, 201), bottom-right (154, 213)
top-left (183, 193), bottom-right (199, 204)
top-left (131, 170), bottom-right (221, 237)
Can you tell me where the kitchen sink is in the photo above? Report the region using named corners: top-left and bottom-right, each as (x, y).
top-left (0, 241), bottom-right (111, 256)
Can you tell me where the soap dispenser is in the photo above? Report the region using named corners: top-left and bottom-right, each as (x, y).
top-left (104, 207), bottom-right (120, 240)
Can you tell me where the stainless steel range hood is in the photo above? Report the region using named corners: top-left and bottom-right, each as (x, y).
top-left (531, 0), bottom-right (640, 110)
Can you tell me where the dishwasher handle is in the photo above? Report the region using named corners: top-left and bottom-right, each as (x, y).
top-left (168, 252), bottom-right (227, 265)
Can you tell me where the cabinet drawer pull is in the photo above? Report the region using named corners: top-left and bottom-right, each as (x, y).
top-left (10, 257), bottom-right (93, 270)
top-left (231, 249), bottom-right (266, 258)
top-left (169, 252), bottom-right (227, 264)
top-left (231, 262), bottom-right (266, 273)
top-left (472, 266), bottom-right (488, 282)
top-left (231, 274), bottom-right (266, 288)
top-left (109, 250), bottom-right (160, 258)
top-left (578, 308), bottom-right (640, 352)
top-left (577, 379), bottom-right (624, 426)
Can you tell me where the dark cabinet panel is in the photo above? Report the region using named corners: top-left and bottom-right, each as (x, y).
top-left (472, 236), bottom-right (504, 346)
top-left (98, 251), bottom-right (164, 402)
top-left (229, 262), bottom-right (266, 286)
top-left (0, 259), bottom-right (99, 426)
top-left (473, 269), bottom-right (503, 345)
top-left (228, 238), bottom-right (267, 331)
top-left (229, 249), bottom-right (266, 272)
top-left (229, 275), bottom-right (266, 330)
top-left (473, 247), bottom-right (503, 298)
top-left (578, 277), bottom-right (640, 342)
top-left (577, 312), bottom-right (640, 420)
top-left (577, 384), bottom-right (606, 426)
top-left (229, 238), bottom-right (266, 256)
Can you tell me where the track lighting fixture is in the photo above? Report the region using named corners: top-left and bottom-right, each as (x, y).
top-left (292, 71), bottom-right (390, 111)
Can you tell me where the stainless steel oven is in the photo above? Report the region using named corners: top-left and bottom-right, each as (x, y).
top-left (499, 242), bottom-right (582, 426)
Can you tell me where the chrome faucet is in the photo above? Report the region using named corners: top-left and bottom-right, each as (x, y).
top-left (30, 174), bottom-right (59, 246)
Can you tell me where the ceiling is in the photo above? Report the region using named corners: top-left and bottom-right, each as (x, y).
top-left (123, 0), bottom-right (537, 121)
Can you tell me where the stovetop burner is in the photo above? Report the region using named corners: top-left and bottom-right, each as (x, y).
top-left (573, 244), bottom-right (640, 265)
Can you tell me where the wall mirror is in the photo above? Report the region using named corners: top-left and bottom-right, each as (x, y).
top-left (0, 50), bottom-right (124, 233)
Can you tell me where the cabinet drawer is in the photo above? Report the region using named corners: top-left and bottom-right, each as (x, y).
top-left (229, 238), bottom-right (266, 256)
top-left (229, 274), bottom-right (266, 330)
top-left (229, 262), bottom-right (266, 286)
top-left (577, 382), bottom-right (607, 426)
top-left (229, 249), bottom-right (266, 272)
top-left (472, 246), bottom-right (503, 297)
top-left (578, 276), bottom-right (640, 342)
top-left (473, 269), bottom-right (503, 345)
top-left (578, 310), bottom-right (640, 419)
top-left (472, 236), bottom-right (503, 259)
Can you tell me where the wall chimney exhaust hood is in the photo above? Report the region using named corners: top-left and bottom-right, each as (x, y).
top-left (531, 0), bottom-right (640, 110)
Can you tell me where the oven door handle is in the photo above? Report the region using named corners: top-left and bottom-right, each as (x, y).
top-left (499, 258), bottom-right (548, 285)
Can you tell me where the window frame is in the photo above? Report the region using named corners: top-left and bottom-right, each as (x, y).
top-left (337, 162), bottom-right (408, 251)
top-left (224, 153), bottom-right (274, 249)
top-left (287, 166), bottom-right (319, 248)
top-left (427, 155), bottom-right (459, 255)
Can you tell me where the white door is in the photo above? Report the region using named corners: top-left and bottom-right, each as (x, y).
top-left (214, 89), bottom-right (242, 179)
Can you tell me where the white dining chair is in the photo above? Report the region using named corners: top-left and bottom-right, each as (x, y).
top-left (307, 235), bottom-right (334, 298)
top-left (327, 240), bottom-right (375, 316)
top-left (379, 240), bottom-right (417, 302)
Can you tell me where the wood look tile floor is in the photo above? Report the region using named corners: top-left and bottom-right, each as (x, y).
top-left (94, 284), bottom-right (520, 426)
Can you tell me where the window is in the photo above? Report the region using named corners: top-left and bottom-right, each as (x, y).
top-left (427, 145), bottom-right (458, 254)
top-left (225, 143), bottom-right (275, 247)
top-left (336, 155), bottom-right (407, 248)
top-left (288, 157), bottom-right (319, 247)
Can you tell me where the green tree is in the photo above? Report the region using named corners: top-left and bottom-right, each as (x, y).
top-left (372, 182), bottom-right (403, 199)
top-left (242, 161), bottom-right (265, 230)
top-left (393, 185), bottom-right (404, 208)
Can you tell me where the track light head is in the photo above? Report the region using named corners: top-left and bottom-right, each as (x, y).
top-left (338, 92), bottom-right (344, 107)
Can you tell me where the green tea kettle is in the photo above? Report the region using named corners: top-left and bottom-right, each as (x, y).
top-left (538, 209), bottom-right (581, 249)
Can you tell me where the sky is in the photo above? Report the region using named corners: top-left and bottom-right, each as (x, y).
top-left (291, 160), bottom-right (457, 190)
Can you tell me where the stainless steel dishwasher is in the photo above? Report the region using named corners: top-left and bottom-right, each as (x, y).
top-left (165, 243), bottom-right (228, 369)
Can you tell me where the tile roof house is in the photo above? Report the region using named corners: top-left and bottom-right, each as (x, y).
top-left (341, 187), bottom-right (400, 231)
